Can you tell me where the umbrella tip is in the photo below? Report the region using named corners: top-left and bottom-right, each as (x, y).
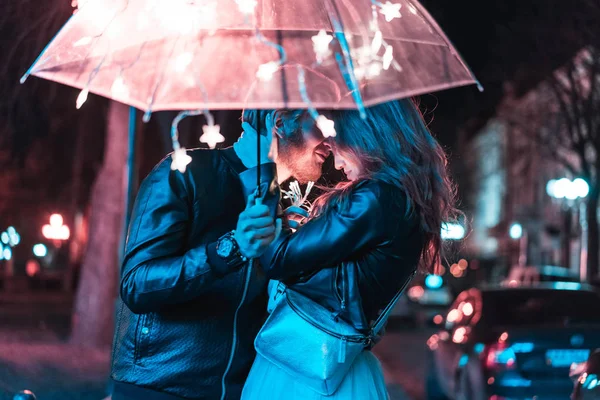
top-left (19, 73), bottom-right (29, 84)
top-left (476, 82), bottom-right (484, 92)
top-left (143, 110), bottom-right (152, 123)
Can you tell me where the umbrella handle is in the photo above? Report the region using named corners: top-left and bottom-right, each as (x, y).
top-left (256, 126), bottom-right (261, 198)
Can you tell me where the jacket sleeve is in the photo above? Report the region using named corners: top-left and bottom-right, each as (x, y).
top-left (260, 182), bottom-right (385, 281)
top-left (120, 156), bottom-right (277, 314)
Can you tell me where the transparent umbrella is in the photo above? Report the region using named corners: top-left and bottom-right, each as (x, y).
top-left (22, 0), bottom-right (480, 173)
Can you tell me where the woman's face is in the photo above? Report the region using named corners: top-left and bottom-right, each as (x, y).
top-left (332, 143), bottom-right (362, 181)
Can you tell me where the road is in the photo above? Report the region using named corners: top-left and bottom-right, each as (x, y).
top-left (375, 319), bottom-right (434, 400)
top-left (0, 292), bottom-right (434, 400)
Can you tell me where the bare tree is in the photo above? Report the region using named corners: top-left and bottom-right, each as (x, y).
top-left (501, 45), bottom-right (600, 281)
top-left (71, 101), bottom-right (128, 347)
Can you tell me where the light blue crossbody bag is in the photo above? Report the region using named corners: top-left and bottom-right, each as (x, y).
top-left (255, 270), bottom-right (415, 395)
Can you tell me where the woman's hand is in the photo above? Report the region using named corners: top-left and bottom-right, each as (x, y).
top-left (235, 112), bottom-right (277, 168)
top-left (284, 205), bottom-right (309, 230)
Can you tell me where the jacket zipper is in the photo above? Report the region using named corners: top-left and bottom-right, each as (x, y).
top-left (332, 266), bottom-right (347, 321)
top-left (334, 267), bottom-right (343, 304)
top-left (341, 266), bottom-right (347, 312)
top-left (220, 261), bottom-right (253, 400)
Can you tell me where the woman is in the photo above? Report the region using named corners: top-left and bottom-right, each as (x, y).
top-left (242, 98), bottom-right (458, 399)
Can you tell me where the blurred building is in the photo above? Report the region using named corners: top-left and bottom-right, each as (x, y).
top-left (459, 82), bottom-right (583, 281)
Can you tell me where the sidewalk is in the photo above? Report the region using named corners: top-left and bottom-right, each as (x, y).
top-left (0, 343), bottom-right (110, 400)
top-left (0, 291), bottom-right (110, 400)
top-left (0, 290), bottom-right (413, 400)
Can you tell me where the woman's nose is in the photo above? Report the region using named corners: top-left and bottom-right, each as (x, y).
top-left (334, 157), bottom-right (345, 171)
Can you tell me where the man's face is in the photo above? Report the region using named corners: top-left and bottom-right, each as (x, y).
top-left (277, 116), bottom-right (331, 183)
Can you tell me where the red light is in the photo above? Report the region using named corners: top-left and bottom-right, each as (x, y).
top-left (408, 285), bottom-right (425, 300)
top-left (433, 314), bottom-right (444, 325)
top-left (453, 327), bottom-right (467, 344)
top-left (427, 334), bottom-right (440, 350)
top-left (447, 309), bottom-right (461, 323)
top-left (462, 302), bottom-right (474, 316)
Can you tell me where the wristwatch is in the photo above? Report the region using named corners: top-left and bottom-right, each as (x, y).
top-left (216, 230), bottom-right (248, 269)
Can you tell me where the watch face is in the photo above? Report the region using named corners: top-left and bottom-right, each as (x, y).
top-left (217, 238), bottom-right (234, 258)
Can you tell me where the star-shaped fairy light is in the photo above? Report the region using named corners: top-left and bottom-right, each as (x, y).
top-left (256, 61), bottom-right (279, 81)
top-left (235, 0), bottom-right (257, 15)
top-left (311, 30), bottom-right (333, 63)
top-left (199, 124), bottom-right (225, 149)
top-left (171, 147), bottom-right (192, 173)
top-left (316, 115), bottom-right (336, 138)
top-left (380, 2), bottom-right (402, 22)
top-left (111, 75), bottom-right (129, 99)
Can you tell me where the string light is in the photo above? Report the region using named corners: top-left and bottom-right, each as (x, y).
top-left (40, 0), bottom-right (423, 177)
top-left (311, 30), bottom-right (333, 64)
top-left (199, 124), bottom-right (225, 149)
top-left (296, 66), bottom-right (336, 138)
top-left (379, 2), bottom-right (402, 22)
top-left (371, 30), bottom-right (383, 54)
top-left (383, 46), bottom-right (394, 69)
top-left (171, 147), bottom-right (192, 173)
top-left (73, 36), bottom-right (92, 47)
top-left (76, 88), bottom-right (89, 109)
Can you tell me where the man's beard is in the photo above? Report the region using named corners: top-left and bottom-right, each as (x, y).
top-left (278, 142), bottom-right (322, 183)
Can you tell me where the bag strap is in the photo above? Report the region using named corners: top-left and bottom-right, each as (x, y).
top-left (370, 269), bottom-right (417, 336)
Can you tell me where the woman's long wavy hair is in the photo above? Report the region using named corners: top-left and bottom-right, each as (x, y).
top-left (310, 99), bottom-right (459, 274)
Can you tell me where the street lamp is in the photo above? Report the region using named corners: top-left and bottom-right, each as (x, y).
top-left (546, 178), bottom-right (589, 201)
top-left (509, 222), bottom-right (527, 267)
top-left (546, 177), bottom-right (590, 281)
top-left (509, 223), bottom-right (523, 240)
top-left (42, 214), bottom-right (70, 241)
top-left (441, 222), bottom-right (465, 241)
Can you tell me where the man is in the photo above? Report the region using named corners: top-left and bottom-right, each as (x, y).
top-left (110, 109), bottom-right (330, 400)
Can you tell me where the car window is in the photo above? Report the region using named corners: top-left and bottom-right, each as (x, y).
top-left (481, 290), bottom-right (600, 326)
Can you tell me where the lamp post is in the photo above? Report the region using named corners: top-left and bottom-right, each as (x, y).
top-left (546, 178), bottom-right (590, 281)
top-left (509, 222), bottom-right (527, 267)
top-left (42, 213), bottom-right (71, 246)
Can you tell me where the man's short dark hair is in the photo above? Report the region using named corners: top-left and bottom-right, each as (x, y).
top-left (241, 109), bottom-right (309, 141)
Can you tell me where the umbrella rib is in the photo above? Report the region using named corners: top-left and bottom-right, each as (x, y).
top-left (145, 35), bottom-right (182, 120)
top-left (409, 0), bottom-right (482, 90)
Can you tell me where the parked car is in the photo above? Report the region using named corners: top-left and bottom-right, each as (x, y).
top-left (426, 282), bottom-right (600, 400)
top-left (504, 265), bottom-right (580, 286)
top-left (390, 291), bottom-right (417, 323)
top-left (390, 275), bottom-right (452, 325)
top-left (571, 348), bottom-right (600, 399)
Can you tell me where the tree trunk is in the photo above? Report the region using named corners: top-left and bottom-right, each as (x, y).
top-left (70, 101), bottom-right (129, 348)
top-left (586, 189), bottom-right (599, 283)
top-left (561, 208), bottom-right (572, 269)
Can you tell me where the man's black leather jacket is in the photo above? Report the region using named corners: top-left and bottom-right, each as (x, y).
top-left (111, 148), bottom-right (278, 400)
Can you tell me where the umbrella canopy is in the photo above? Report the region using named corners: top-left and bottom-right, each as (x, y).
top-left (24, 0), bottom-right (480, 114)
